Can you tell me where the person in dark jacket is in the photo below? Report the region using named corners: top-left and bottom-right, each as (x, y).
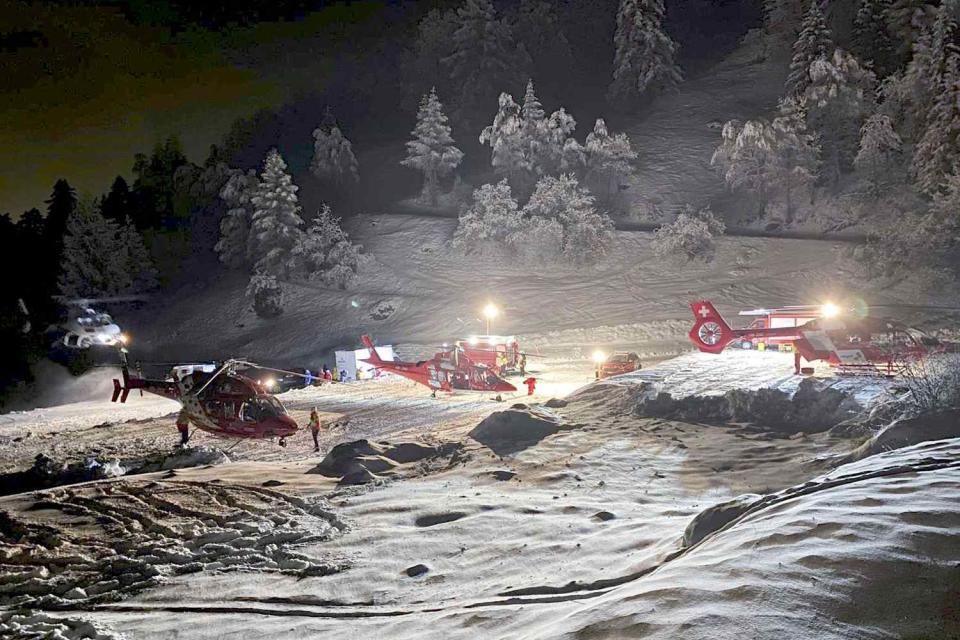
top-left (176, 409), bottom-right (191, 446)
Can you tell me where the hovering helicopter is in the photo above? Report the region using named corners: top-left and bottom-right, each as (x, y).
top-left (360, 335), bottom-right (517, 395)
top-left (111, 352), bottom-right (299, 445)
top-left (688, 300), bottom-right (957, 375)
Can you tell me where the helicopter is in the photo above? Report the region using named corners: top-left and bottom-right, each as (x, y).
top-left (360, 335), bottom-right (517, 395)
top-left (111, 352), bottom-right (299, 445)
top-left (688, 300), bottom-right (957, 375)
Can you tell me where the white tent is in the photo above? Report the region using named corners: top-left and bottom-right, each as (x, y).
top-left (335, 344), bottom-right (395, 381)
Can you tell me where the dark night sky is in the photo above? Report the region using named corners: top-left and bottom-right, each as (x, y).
top-left (0, 0), bottom-right (386, 215)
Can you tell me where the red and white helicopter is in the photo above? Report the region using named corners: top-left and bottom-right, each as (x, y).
top-left (111, 352), bottom-right (299, 445)
top-left (360, 335), bottom-right (517, 395)
top-left (688, 300), bottom-right (957, 375)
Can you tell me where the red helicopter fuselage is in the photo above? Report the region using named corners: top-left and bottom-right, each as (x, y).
top-left (112, 361), bottom-right (298, 440)
top-left (360, 335), bottom-right (517, 394)
top-left (688, 300), bottom-right (946, 374)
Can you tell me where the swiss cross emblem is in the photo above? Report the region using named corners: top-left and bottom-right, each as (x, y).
top-left (698, 305), bottom-right (711, 318)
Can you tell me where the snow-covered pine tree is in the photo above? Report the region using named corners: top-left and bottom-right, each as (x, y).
top-left (609, 0), bottom-right (682, 105)
top-left (215, 169), bottom-right (259, 269)
top-left (246, 274), bottom-right (284, 318)
top-left (401, 88), bottom-right (464, 205)
top-left (785, 0), bottom-right (833, 96)
top-left (805, 49), bottom-right (877, 190)
top-left (406, 8), bottom-right (458, 107)
top-left (584, 118), bottom-right (638, 207)
top-left (770, 97), bottom-right (820, 222)
top-left (310, 120), bottom-right (360, 189)
top-left (479, 92), bottom-right (529, 192)
top-left (885, 0), bottom-right (934, 65)
top-left (288, 204), bottom-right (362, 289)
top-left (853, 0), bottom-right (895, 77)
top-left (712, 119), bottom-right (778, 215)
top-left (453, 179), bottom-right (524, 251)
top-left (522, 174), bottom-right (614, 263)
top-left (855, 113), bottom-right (904, 190)
top-left (912, 52), bottom-right (960, 193)
top-left (58, 200), bottom-right (156, 298)
top-left (443, 0), bottom-right (529, 123)
top-left (248, 149), bottom-right (305, 277)
top-left (512, 0), bottom-right (575, 92)
top-left (519, 80), bottom-right (581, 180)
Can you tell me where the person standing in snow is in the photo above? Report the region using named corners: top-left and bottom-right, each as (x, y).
top-left (309, 408), bottom-right (322, 452)
top-left (176, 409), bottom-right (191, 447)
top-left (323, 366), bottom-right (333, 382)
top-left (519, 354), bottom-right (527, 377)
top-left (340, 368), bottom-right (348, 381)
top-left (523, 376), bottom-right (537, 396)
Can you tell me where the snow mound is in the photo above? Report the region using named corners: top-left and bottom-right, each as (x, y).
top-left (156, 446), bottom-right (230, 471)
top-left (0, 480), bottom-right (346, 612)
top-left (310, 439), bottom-right (462, 485)
top-left (635, 378), bottom-right (864, 433)
top-left (468, 404), bottom-right (568, 456)
top-left (846, 408), bottom-right (960, 462)
top-left (560, 438), bottom-right (960, 639)
top-left (0, 611), bottom-right (124, 640)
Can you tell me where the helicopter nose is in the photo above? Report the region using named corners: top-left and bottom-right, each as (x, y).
top-left (275, 415), bottom-right (298, 436)
top-left (496, 380), bottom-right (517, 392)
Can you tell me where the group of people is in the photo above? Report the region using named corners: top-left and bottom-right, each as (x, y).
top-left (305, 365), bottom-right (346, 385)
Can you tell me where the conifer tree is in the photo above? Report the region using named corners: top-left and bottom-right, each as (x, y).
top-left (513, 0), bottom-right (575, 92)
top-left (853, 0), bottom-right (895, 77)
top-left (609, 0), bottom-right (682, 105)
top-left (453, 180), bottom-right (524, 251)
top-left (288, 204), bottom-right (362, 288)
top-left (855, 113), bottom-right (904, 190)
top-left (584, 118), bottom-right (638, 206)
top-left (520, 80), bottom-right (579, 178)
top-left (408, 8), bottom-right (458, 103)
top-left (248, 149), bottom-right (305, 277)
top-left (479, 92), bottom-right (529, 190)
top-left (805, 49), bottom-right (876, 190)
top-left (912, 52), bottom-right (960, 193)
top-left (58, 200), bottom-right (155, 298)
top-left (101, 176), bottom-right (132, 225)
top-left (443, 0), bottom-right (529, 123)
top-left (310, 115), bottom-right (359, 192)
top-left (785, 0), bottom-right (833, 96)
top-left (523, 174), bottom-right (614, 263)
top-left (44, 179), bottom-right (77, 251)
top-left (401, 88), bottom-right (464, 205)
top-left (215, 170), bottom-right (259, 269)
top-left (763, 0), bottom-right (804, 43)
top-left (885, 0), bottom-right (933, 65)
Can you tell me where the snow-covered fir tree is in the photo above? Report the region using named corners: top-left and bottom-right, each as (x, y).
top-left (310, 120), bottom-right (360, 189)
top-left (479, 92), bottom-right (529, 189)
top-left (443, 0), bottom-right (529, 122)
top-left (805, 49), bottom-right (876, 190)
top-left (520, 80), bottom-right (581, 179)
top-left (288, 204), bottom-right (362, 289)
top-left (652, 205), bottom-right (725, 262)
top-left (401, 88), bottom-right (464, 205)
top-left (522, 174), bottom-right (614, 263)
top-left (584, 118), bottom-right (638, 207)
top-left (770, 97), bottom-right (820, 222)
top-left (853, 0), bottom-right (895, 77)
top-left (785, 0), bottom-right (832, 96)
top-left (912, 51), bottom-right (960, 193)
top-left (855, 113), bottom-right (904, 190)
top-left (512, 0), bottom-right (575, 91)
top-left (453, 180), bottom-right (524, 251)
top-left (248, 149), bottom-right (305, 277)
top-left (246, 274), bottom-right (284, 318)
top-left (407, 8), bottom-right (458, 106)
top-left (609, 0), bottom-right (682, 105)
top-left (58, 200), bottom-right (156, 298)
top-left (885, 0), bottom-right (934, 64)
top-left (215, 169), bottom-right (259, 269)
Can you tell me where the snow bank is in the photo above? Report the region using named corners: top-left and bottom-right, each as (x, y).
top-left (0, 611), bottom-right (125, 640)
top-left (634, 377), bottom-right (864, 433)
top-left (468, 404), bottom-right (568, 456)
top-left (846, 408), bottom-right (960, 462)
top-left (310, 439), bottom-right (463, 485)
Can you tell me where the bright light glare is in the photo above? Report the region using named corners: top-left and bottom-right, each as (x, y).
top-left (119, 333), bottom-right (129, 344)
top-left (592, 350), bottom-right (607, 363)
top-left (483, 303), bottom-right (499, 320)
top-left (467, 336), bottom-right (479, 346)
top-left (263, 377), bottom-right (276, 388)
top-left (820, 302), bottom-right (840, 318)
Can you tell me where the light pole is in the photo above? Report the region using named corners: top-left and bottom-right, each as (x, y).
top-left (483, 303), bottom-right (499, 335)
